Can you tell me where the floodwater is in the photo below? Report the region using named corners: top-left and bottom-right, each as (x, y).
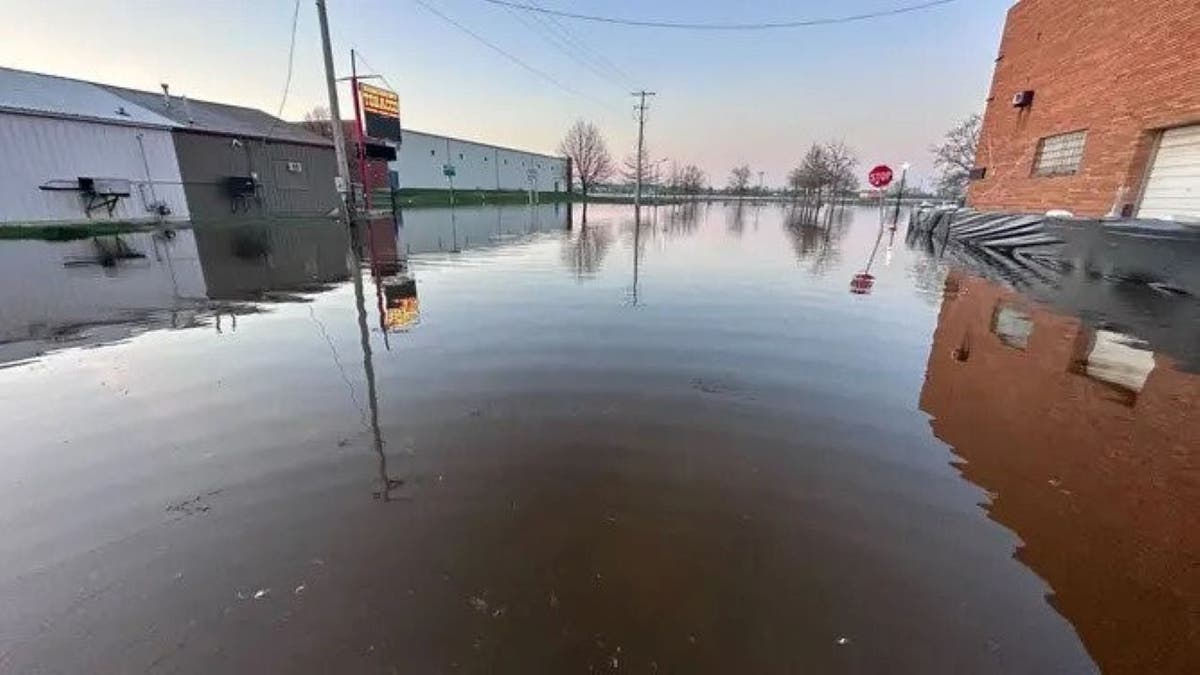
top-left (0, 203), bottom-right (1196, 674)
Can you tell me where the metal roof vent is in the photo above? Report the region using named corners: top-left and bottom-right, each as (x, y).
top-left (160, 83), bottom-right (171, 109)
top-left (181, 95), bottom-right (194, 124)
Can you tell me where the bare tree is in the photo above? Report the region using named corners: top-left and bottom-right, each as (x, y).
top-left (620, 145), bottom-right (660, 189)
top-left (559, 120), bottom-right (614, 200)
top-left (300, 106), bottom-right (334, 139)
top-left (728, 164), bottom-right (752, 196)
top-left (787, 141), bottom-right (859, 224)
top-left (931, 113), bottom-right (981, 200)
top-left (822, 139), bottom-right (859, 223)
top-left (678, 164), bottom-right (706, 196)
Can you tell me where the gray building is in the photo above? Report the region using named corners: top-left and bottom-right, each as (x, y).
top-left (103, 85), bottom-right (339, 222)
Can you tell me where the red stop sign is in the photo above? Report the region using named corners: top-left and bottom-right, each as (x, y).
top-left (868, 165), bottom-right (894, 189)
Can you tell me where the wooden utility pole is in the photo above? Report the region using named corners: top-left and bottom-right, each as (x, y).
top-left (316, 0), bottom-right (354, 218)
top-left (632, 90), bottom-right (656, 211)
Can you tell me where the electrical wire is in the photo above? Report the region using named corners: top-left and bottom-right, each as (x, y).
top-left (264, 0), bottom-right (302, 142)
top-left (501, 4), bottom-right (629, 91)
top-left (478, 0), bottom-right (959, 30)
top-left (525, 0), bottom-right (633, 85)
top-left (276, 0), bottom-right (302, 116)
top-left (412, 0), bottom-right (620, 113)
top-left (353, 51), bottom-right (399, 95)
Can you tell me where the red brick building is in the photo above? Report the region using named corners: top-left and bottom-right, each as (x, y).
top-left (968, 0), bottom-right (1200, 220)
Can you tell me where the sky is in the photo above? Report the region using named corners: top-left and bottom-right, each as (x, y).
top-left (0, 0), bottom-right (1012, 189)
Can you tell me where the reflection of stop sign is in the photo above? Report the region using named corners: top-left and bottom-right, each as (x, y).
top-left (868, 165), bottom-right (894, 189)
top-left (850, 272), bottom-right (876, 295)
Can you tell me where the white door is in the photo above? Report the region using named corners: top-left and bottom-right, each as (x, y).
top-left (1137, 124), bottom-right (1200, 222)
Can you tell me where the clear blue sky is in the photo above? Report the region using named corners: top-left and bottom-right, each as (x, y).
top-left (0, 0), bottom-right (1012, 188)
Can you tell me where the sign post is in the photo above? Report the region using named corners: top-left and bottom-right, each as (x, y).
top-left (443, 164), bottom-right (456, 207)
top-left (868, 164), bottom-right (894, 226)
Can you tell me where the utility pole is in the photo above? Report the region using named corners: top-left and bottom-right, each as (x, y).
top-left (632, 90), bottom-right (656, 211)
top-left (316, 0), bottom-right (354, 220)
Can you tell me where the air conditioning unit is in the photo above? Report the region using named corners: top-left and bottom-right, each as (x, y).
top-left (286, 161), bottom-right (304, 173)
top-left (1012, 90), bottom-right (1034, 108)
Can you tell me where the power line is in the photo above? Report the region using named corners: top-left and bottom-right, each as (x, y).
top-left (526, 0), bottom-right (633, 84)
top-left (413, 0), bottom-right (619, 112)
top-left (353, 51), bottom-right (398, 93)
top-left (478, 0), bottom-right (959, 30)
top-left (501, 4), bottom-right (629, 91)
top-left (264, 0), bottom-right (302, 141)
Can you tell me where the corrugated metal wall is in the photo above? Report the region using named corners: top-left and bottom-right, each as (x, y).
top-left (391, 131), bottom-right (568, 192)
top-left (172, 133), bottom-right (340, 222)
top-left (0, 112), bottom-right (190, 224)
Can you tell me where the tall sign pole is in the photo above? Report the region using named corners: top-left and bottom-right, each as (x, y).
top-left (632, 90), bottom-right (656, 211)
top-left (350, 49), bottom-right (372, 215)
top-left (316, 0), bottom-right (354, 220)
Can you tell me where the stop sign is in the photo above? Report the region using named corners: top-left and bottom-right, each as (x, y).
top-left (868, 165), bottom-right (894, 189)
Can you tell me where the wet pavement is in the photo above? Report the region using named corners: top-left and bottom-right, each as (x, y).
top-left (0, 202), bottom-right (1196, 673)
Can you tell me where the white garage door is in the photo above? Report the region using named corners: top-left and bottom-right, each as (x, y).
top-left (1138, 124), bottom-right (1200, 222)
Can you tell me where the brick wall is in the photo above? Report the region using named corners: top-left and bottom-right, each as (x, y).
top-left (968, 0), bottom-right (1200, 217)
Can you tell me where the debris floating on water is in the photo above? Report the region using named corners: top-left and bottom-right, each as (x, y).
top-left (468, 596), bottom-right (489, 614)
top-left (253, 589), bottom-right (270, 600)
top-left (836, 637), bottom-right (850, 645)
top-left (294, 584), bottom-right (306, 595)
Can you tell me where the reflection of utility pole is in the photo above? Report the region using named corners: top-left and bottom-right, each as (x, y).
top-left (316, 0), bottom-right (353, 220)
top-left (349, 229), bottom-right (400, 501)
top-left (631, 208), bottom-right (641, 306)
top-left (757, 171), bottom-right (764, 196)
top-left (632, 90), bottom-right (656, 213)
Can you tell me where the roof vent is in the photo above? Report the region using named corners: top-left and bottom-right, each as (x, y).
top-left (160, 83), bottom-right (171, 109)
top-left (181, 95), bottom-right (194, 124)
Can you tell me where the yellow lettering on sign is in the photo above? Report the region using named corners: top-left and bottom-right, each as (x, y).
top-left (359, 83), bottom-right (400, 118)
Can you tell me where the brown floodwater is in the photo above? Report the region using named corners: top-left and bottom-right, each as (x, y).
top-left (0, 203), bottom-right (1195, 673)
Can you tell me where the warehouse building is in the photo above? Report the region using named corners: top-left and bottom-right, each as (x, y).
top-left (0, 67), bottom-right (338, 226)
top-left (968, 0), bottom-right (1200, 221)
top-left (103, 85), bottom-right (339, 222)
top-left (390, 129), bottom-right (569, 193)
top-left (0, 67), bottom-right (191, 225)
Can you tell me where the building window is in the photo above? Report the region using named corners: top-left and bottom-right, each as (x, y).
top-left (459, 153), bottom-right (464, 160)
top-left (430, 149), bottom-right (435, 156)
top-left (991, 303), bottom-right (1032, 350)
top-left (1032, 130), bottom-right (1087, 176)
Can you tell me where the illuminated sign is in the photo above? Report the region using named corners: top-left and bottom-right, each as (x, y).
top-left (385, 297), bottom-right (420, 332)
top-left (358, 82), bottom-right (401, 142)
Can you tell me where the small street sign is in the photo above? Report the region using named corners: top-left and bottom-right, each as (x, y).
top-left (443, 164), bottom-right (456, 178)
top-left (868, 165), bottom-right (894, 189)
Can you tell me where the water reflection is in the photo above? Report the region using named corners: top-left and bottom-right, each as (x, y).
top-left (1, 204), bottom-right (1196, 673)
top-left (401, 203), bottom-right (569, 255)
top-left (194, 220), bottom-right (351, 301)
top-left (921, 270), bottom-right (1200, 673)
top-left (0, 229), bottom-right (211, 365)
top-left (561, 219), bottom-right (613, 281)
top-left (783, 204), bottom-right (851, 275)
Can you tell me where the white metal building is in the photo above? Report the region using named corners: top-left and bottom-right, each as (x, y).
top-left (0, 68), bottom-right (190, 225)
top-left (391, 129), bottom-right (569, 193)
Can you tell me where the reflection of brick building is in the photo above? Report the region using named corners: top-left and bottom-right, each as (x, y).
top-left (920, 272), bottom-right (1200, 674)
